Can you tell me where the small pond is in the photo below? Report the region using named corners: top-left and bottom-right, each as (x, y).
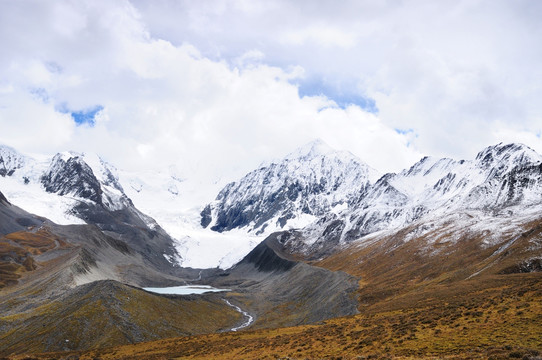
top-left (143, 285), bottom-right (230, 295)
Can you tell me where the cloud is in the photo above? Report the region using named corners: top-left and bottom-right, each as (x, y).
top-left (0, 89), bottom-right (75, 153)
top-left (1, 0), bottom-right (540, 190)
top-left (130, 0), bottom-right (542, 160)
top-left (280, 24), bottom-right (357, 48)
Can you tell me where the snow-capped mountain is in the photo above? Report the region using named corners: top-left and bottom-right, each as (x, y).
top-left (201, 139), bottom-right (380, 235)
top-left (0, 146), bottom-right (83, 225)
top-left (298, 142), bottom-right (542, 256)
top-left (0, 145), bottom-right (27, 177)
top-left (0, 144), bottom-right (262, 269)
top-left (0, 146), bottom-right (180, 270)
top-left (3, 141), bottom-right (542, 269)
top-left (0, 147), bottom-right (134, 222)
top-left (41, 152), bottom-right (132, 211)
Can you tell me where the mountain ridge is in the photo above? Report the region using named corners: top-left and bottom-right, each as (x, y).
top-left (201, 139), bottom-right (380, 235)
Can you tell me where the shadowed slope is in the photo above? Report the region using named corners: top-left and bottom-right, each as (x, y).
top-left (0, 190), bottom-right (43, 236)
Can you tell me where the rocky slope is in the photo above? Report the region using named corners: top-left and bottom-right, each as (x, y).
top-left (0, 190), bottom-right (239, 355)
top-left (16, 196), bottom-right (542, 360)
top-left (0, 190), bottom-right (43, 236)
top-left (207, 232), bottom-right (359, 329)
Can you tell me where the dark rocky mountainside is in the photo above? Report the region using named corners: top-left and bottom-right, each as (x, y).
top-left (41, 153), bottom-right (106, 205)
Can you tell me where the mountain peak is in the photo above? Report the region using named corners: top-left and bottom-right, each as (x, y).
top-left (53, 151), bottom-right (84, 163)
top-left (0, 144), bottom-right (27, 177)
top-left (475, 142), bottom-right (542, 169)
top-left (203, 138), bottom-right (380, 234)
top-left (285, 139), bottom-right (337, 160)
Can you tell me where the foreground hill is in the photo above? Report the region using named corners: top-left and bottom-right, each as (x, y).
top-left (0, 190), bottom-right (243, 355)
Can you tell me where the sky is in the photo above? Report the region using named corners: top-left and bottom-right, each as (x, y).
top-left (1, 0), bottom-right (542, 183)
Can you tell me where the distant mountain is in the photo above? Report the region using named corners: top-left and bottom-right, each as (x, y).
top-left (294, 143), bottom-right (542, 257)
top-left (196, 141), bottom-right (542, 258)
top-left (0, 146), bottom-right (180, 271)
top-left (201, 139), bottom-right (380, 234)
top-left (0, 145), bottom-right (26, 177)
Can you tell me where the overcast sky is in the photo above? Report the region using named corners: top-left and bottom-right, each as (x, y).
top-left (1, 0), bottom-right (541, 182)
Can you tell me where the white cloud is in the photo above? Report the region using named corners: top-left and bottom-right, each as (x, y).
top-left (1, 0), bottom-right (541, 193)
top-left (131, 0), bottom-right (542, 159)
top-left (0, 90), bottom-right (75, 152)
top-left (280, 25), bottom-right (357, 48)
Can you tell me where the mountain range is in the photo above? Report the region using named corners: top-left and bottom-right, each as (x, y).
top-left (1, 140), bottom-right (542, 359)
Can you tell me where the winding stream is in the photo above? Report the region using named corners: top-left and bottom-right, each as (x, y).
top-left (142, 285), bottom-right (253, 331)
top-left (223, 299), bottom-right (254, 331)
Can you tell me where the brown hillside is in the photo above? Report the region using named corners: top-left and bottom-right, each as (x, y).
top-left (11, 214), bottom-right (542, 359)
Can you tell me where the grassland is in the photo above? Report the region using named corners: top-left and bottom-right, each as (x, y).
top-left (9, 274), bottom-right (541, 359)
top-left (9, 215), bottom-right (542, 359)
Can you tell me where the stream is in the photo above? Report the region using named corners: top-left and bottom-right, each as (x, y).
top-left (223, 299), bottom-right (254, 331)
top-left (142, 285), bottom-right (254, 331)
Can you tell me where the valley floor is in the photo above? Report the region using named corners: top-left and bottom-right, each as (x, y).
top-left (8, 273), bottom-right (542, 360)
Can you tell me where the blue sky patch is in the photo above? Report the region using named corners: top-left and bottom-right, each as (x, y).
top-left (395, 128), bottom-right (417, 147)
top-left (296, 78), bottom-right (378, 113)
top-left (70, 105), bottom-right (103, 126)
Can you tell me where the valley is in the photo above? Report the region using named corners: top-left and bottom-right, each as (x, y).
top-left (1, 141), bottom-right (542, 359)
